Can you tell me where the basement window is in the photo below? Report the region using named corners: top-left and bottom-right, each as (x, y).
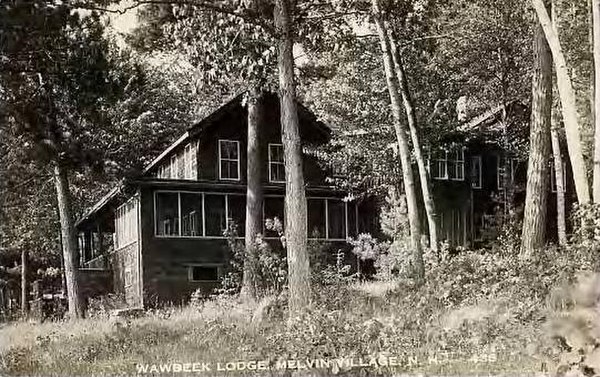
top-left (188, 265), bottom-right (220, 282)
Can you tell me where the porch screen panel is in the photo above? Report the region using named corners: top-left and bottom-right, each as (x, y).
top-left (327, 199), bottom-right (346, 239)
top-left (155, 192), bottom-right (179, 236)
top-left (264, 197), bottom-right (284, 237)
top-left (307, 199), bottom-right (326, 238)
top-left (227, 194), bottom-right (246, 236)
top-left (347, 201), bottom-right (358, 238)
top-left (181, 193), bottom-right (203, 237)
top-left (115, 197), bottom-right (139, 248)
top-left (205, 194), bottom-right (226, 236)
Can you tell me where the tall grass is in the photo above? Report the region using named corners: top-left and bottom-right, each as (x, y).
top-left (1, 245), bottom-right (595, 376)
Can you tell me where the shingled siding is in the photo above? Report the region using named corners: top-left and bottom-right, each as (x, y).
top-left (112, 242), bottom-right (142, 307)
top-left (138, 186), bottom-right (225, 305)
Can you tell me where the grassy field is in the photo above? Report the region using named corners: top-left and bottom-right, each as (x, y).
top-left (0, 278), bottom-right (551, 377)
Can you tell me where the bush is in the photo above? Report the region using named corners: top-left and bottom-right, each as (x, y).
top-left (211, 220), bottom-right (287, 298)
top-left (546, 273), bottom-right (600, 376)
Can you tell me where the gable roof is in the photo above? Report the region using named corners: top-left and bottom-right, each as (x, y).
top-left (458, 100), bottom-right (527, 133)
top-left (76, 92), bottom-right (332, 227)
top-left (142, 92), bottom-right (245, 175)
top-left (142, 92), bottom-right (331, 176)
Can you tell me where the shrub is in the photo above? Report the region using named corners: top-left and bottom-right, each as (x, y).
top-left (546, 273), bottom-right (600, 376)
top-left (211, 220), bottom-right (287, 298)
top-left (87, 294), bottom-right (127, 319)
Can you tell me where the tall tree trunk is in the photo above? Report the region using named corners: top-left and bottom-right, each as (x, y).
top-left (592, 0), bottom-right (600, 202)
top-left (387, 29), bottom-right (439, 252)
top-left (372, 0), bottom-right (424, 281)
top-left (551, 109), bottom-right (568, 246)
top-left (551, 0), bottom-right (568, 246)
top-left (532, 0), bottom-right (591, 205)
top-left (274, 0), bottom-right (311, 314)
top-left (241, 87), bottom-right (263, 300)
top-left (53, 162), bottom-right (84, 319)
top-left (521, 16), bottom-right (553, 255)
top-left (21, 249), bottom-right (28, 317)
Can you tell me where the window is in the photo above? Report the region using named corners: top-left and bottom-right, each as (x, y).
top-left (471, 155), bottom-right (482, 189)
top-left (227, 194), bottom-right (246, 236)
top-left (115, 197), bottom-right (139, 248)
top-left (155, 192), bottom-right (179, 237)
top-left (497, 157), bottom-right (517, 190)
top-left (156, 142), bottom-right (197, 180)
top-left (181, 193), bottom-right (203, 236)
top-left (551, 161), bottom-right (567, 193)
top-left (306, 198), bottom-right (349, 240)
top-left (154, 191), bottom-right (245, 238)
top-left (219, 140), bottom-right (240, 180)
top-left (431, 149), bottom-right (448, 180)
top-left (170, 155), bottom-right (180, 179)
top-left (158, 164), bottom-right (168, 179)
top-left (448, 148), bottom-right (465, 181)
top-left (347, 202), bottom-right (358, 238)
top-left (307, 199), bottom-right (326, 238)
top-left (183, 142), bottom-right (198, 180)
top-left (430, 147), bottom-right (465, 181)
top-left (264, 196), bottom-right (285, 237)
top-left (188, 265), bottom-right (221, 282)
top-left (205, 194), bottom-right (227, 236)
top-left (269, 144), bottom-right (286, 183)
top-left (327, 200), bottom-right (347, 239)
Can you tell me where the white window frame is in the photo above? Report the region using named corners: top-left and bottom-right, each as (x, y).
top-left (450, 148), bottom-right (465, 181)
top-left (154, 191), bottom-right (244, 239)
top-left (306, 197), bottom-right (350, 241)
top-left (114, 196), bottom-right (139, 249)
top-left (188, 264), bottom-right (222, 282)
top-left (497, 157), bottom-right (518, 190)
top-left (432, 149), bottom-right (448, 180)
top-left (471, 155), bottom-right (482, 189)
top-left (551, 161), bottom-right (567, 193)
top-left (183, 142), bottom-right (198, 180)
top-left (153, 191), bottom-right (353, 242)
top-left (218, 139), bottom-right (241, 181)
top-left (170, 154), bottom-right (179, 179)
top-left (268, 143), bottom-right (286, 183)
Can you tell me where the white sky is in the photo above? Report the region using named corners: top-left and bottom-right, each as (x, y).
top-left (108, 0), bottom-right (139, 34)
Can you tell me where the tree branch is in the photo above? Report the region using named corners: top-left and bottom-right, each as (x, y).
top-left (133, 0), bottom-right (276, 36)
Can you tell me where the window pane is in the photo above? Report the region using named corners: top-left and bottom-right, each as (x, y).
top-left (227, 195), bottom-right (246, 236)
top-left (328, 199), bottom-right (346, 239)
top-left (220, 160), bottom-right (239, 180)
top-left (307, 199), bottom-right (326, 238)
top-left (181, 193), bottom-right (203, 237)
top-left (471, 156), bottom-right (482, 188)
top-left (448, 160), bottom-right (456, 179)
top-left (220, 140), bottom-right (238, 159)
top-left (177, 153), bottom-right (185, 179)
top-left (347, 201), bottom-right (357, 238)
top-left (270, 144), bottom-right (284, 163)
top-left (271, 163), bottom-right (285, 182)
top-left (156, 192), bottom-right (179, 236)
top-left (205, 194), bottom-right (226, 236)
top-left (264, 197), bottom-right (284, 237)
